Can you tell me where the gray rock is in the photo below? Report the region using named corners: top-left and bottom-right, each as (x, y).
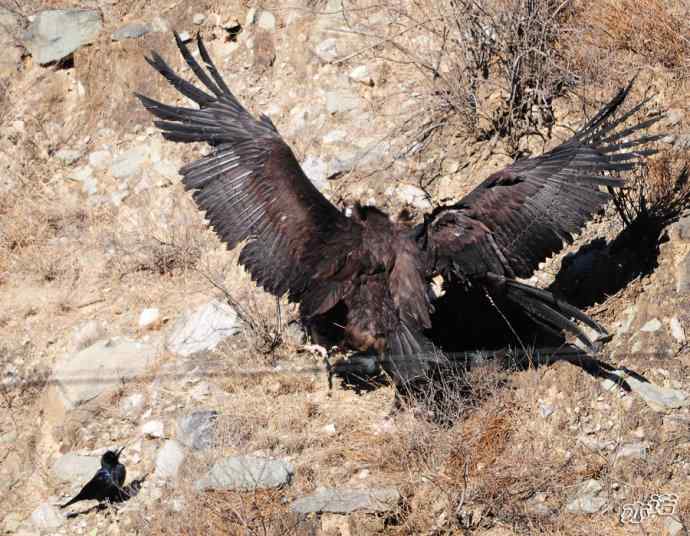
top-left (565, 479), bottom-right (606, 514)
top-left (155, 440), bottom-right (185, 479)
top-left (675, 215), bottom-right (690, 241)
top-left (326, 90), bottom-right (361, 114)
top-left (670, 317), bottom-right (687, 344)
top-left (193, 14), bottom-right (206, 25)
top-left (112, 22), bottom-right (150, 41)
top-left (196, 456), bottom-right (293, 491)
top-left (166, 299), bottom-right (241, 357)
top-left (24, 9), bottom-right (102, 65)
top-left (301, 156), bottom-right (329, 192)
top-left (615, 441), bottom-right (649, 460)
top-left (88, 149), bottom-right (112, 169)
top-left (177, 410), bottom-right (218, 450)
top-left (677, 252), bottom-right (690, 294)
top-left (314, 38), bottom-right (338, 62)
top-left (674, 134), bottom-right (690, 151)
top-left (111, 145), bottom-right (148, 179)
top-left (52, 337), bottom-right (156, 408)
top-left (55, 148), bottom-right (81, 165)
top-left (603, 370), bottom-right (690, 411)
top-left (53, 453), bottom-right (100, 482)
top-left (291, 487), bottom-right (400, 514)
top-left (30, 503), bottom-right (63, 531)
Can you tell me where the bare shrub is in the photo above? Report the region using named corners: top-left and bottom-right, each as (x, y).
top-left (611, 150), bottom-right (690, 226)
top-left (364, 0), bottom-right (576, 155)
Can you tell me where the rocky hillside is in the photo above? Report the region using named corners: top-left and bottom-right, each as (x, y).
top-left (1, 1), bottom-right (690, 535)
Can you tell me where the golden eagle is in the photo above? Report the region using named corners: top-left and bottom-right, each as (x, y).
top-left (137, 34), bottom-right (662, 394)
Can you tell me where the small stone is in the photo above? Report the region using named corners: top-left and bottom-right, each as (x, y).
top-left (31, 503), bottom-right (64, 531)
top-left (615, 441), bottom-right (649, 459)
top-left (291, 487), bottom-right (400, 514)
top-left (55, 149), bottom-right (81, 165)
top-left (177, 31), bottom-right (191, 43)
top-left (314, 38), bottom-right (338, 62)
top-left (112, 22), bottom-right (150, 41)
top-left (322, 423), bottom-right (337, 435)
top-left (142, 420), bottom-right (165, 438)
top-left (195, 456), bottom-right (293, 491)
top-left (193, 13), bottom-right (206, 25)
top-left (539, 402), bottom-right (555, 418)
top-left (256, 11), bottom-right (276, 32)
top-left (349, 65), bottom-right (373, 85)
top-left (640, 318), bottom-right (662, 332)
top-left (71, 320), bottom-right (106, 351)
top-left (138, 308), bottom-right (160, 330)
top-left (119, 393), bottom-right (145, 416)
top-left (155, 440), bottom-right (185, 479)
top-left (670, 317), bottom-right (687, 344)
top-left (565, 479), bottom-right (606, 514)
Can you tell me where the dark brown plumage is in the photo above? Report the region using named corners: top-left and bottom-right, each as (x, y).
top-left (137, 34), bottom-right (663, 393)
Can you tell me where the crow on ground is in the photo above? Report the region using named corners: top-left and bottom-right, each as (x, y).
top-left (60, 447), bottom-right (127, 509)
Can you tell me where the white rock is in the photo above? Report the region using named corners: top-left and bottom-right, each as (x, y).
top-left (349, 65), bottom-right (373, 85)
top-left (322, 423), bottom-right (336, 435)
top-left (68, 165), bottom-right (97, 195)
top-left (55, 148), bottom-right (81, 165)
top-left (323, 130), bottom-right (347, 144)
top-left (138, 308), bottom-right (160, 329)
top-left (301, 156), bottom-right (329, 192)
top-left (71, 319), bottom-right (106, 351)
top-left (670, 316), bottom-right (686, 344)
top-left (640, 318), bottom-right (662, 332)
top-left (119, 393), bottom-right (145, 416)
top-left (196, 456), bottom-right (294, 491)
top-left (53, 453), bottom-right (100, 482)
top-left (52, 337), bottom-right (156, 409)
top-left (314, 38), bottom-right (338, 62)
top-left (615, 441), bottom-right (649, 459)
top-left (166, 300), bottom-right (241, 357)
top-left (30, 503), bottom-right (64, 530)
top-left (193, 13), bottom-right (206, 25)
top-left (256, 11), bottom-right (276, 32)
top-left (565, 479), bottom-right (606, 514)
top-left (155, 440), bottom-right (185, 479)
top-left (142, 420), bottom-right (165, 438)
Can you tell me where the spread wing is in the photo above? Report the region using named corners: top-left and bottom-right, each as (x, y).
top-left (422, 79), bottom-right (664, 281)
top-left (136, 34), bottom-right (363, 316)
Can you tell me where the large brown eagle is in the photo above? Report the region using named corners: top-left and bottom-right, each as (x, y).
top-left (138, 34), bottom-right (662, 395)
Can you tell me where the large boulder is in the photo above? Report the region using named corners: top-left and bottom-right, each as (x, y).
top-left (23, 9), bottom-right (102, 65)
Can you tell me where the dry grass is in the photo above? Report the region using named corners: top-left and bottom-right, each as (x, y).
top-left (572, 0), bottom-right (690, 76)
